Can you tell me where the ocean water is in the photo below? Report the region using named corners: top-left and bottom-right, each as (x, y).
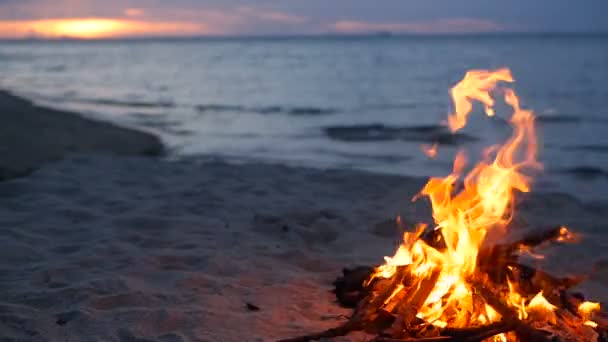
top-left (1, 35), bottom-right (608, 200)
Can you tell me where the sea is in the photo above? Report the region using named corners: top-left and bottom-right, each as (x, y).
top-left (1, 34), bottom-right (607, 201)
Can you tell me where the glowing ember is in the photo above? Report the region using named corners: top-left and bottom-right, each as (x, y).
top-left (579, 301), bottom-right (601, 328)
top-left (421, 143), bottom-right (439, 158)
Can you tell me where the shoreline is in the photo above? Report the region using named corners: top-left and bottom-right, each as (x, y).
top-left (0, 89), bottom-right (164, 180)
top-left (4, 85), bottom-right (608, 204)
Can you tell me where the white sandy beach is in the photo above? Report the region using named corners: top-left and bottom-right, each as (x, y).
top-left (1, 152), bottom-right (607, 341)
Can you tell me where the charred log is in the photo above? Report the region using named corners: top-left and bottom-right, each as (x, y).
top-left (505, 262), bottom-right (585, 304)
top-left (276, 320), bottom-right (362, 342)
top-left (506, 226), bottom-right (573, 254)
top-left (441, 319), bottom-right (516, 339)
top-left (333, 266), bottom-right (375, 308)
top-left (514, 324), bottom-right (557, 342)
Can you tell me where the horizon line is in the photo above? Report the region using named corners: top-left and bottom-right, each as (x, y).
top-left (2, 31), bottom-right (608, 42)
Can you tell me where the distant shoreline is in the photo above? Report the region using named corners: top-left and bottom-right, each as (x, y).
top-left (0, 89), bottom-right (164, 180)
top-left (2, 31), bottom-right (608, 43)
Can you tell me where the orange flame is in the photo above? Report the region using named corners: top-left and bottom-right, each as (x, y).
top-left (421, 143), bottom-right (439, 158)
top-left (373, 68), bottom-right (546, 330)
top-left (578, 301), bottom-right (601, 328)
top-left (447, 68), bottom-right (513, 132)
top-left (527, 291), bottom-right (557, 324)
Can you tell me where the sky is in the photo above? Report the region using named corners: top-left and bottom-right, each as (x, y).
top-left (0, 0), bottom-right (607, 39)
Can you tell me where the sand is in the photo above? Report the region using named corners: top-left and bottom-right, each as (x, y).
top-left (0, 90), bottom-right (163, 180)
top-left (0, 92), bottom-right (607, 341)
top-left (0, 155), bottom-right (607, 341)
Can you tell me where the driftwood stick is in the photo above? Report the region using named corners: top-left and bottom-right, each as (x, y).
top-left (342, 266), bottom-right (412, 332)
top-left (458, 283), bottom-right (551, 342)
top-left (472, 282), bottom-right (519, 321)
top-left (403, 270), bottom-right (442, 324)
top-left (374, 321), bottom-right (521, 342)
top-left (504, 263), bottom-right (585, 307)
top-left (333, 266), bottom-right (376, 308)
top-left (477, 226), bottom-right (571, 271)
top-left (461, 321), bottom-right (518, 341)
top-left (373, 337), bottom-right (454, 342)
top-left (510, 225), bottom-right (572, 251)
top-left (366, 266), bottom-right (411, 311)
top-left (391, 270), bottom-right (442, 336)
top-left (514, 324), bottom-right (556, 342)
top-left (276, 320), bottom-right (361, 342)
top-left (493, 225), bottom-right (572, 259)
top-left (441, 319), bottom-right (515, 338)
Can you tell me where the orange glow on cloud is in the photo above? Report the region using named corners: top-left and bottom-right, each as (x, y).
top-left (235, 6), bottom-right (308, 24)
top-left (124, 8), bottom-right (145, 17)
top-left (0, 18), bottom-right (210, 39)
top-left (333, 18), bottom-right (504, 34)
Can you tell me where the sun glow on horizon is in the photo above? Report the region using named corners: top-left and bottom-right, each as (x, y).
top-left (0, 18), bottom-right (209, 39)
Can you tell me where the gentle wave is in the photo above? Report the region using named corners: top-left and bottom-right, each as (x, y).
top-left (126, 113), bottom-right (194, 136)
top-left (536, 114), bottom-right (608, 124)
top-left (563, 145), bottom-right (608, 153)
top-left (558, 166), bottom-right (608, 179)
top-left (314, 149), bottom-right (412, 163)
top-left (82, 98), bottom-right (176, 109)
top-left (37, 95), bottom-right (178, 109)
top-left (195, 104), bottom-right (336, 116)
top-left (536, 114), bottom-right (582, 124)
top-left (324, 124), bottom-right (477, 145)
top-left (45, 65), bottom-right (67, 72)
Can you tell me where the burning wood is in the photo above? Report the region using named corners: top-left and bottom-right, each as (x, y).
top-left (278, 69), bottom-right (606, 342)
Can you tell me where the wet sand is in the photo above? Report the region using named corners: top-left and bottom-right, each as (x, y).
top-left (0, 90), bottom-right (163, 180)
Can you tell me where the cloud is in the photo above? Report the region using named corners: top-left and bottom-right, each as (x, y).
top-left (0, 0), bottom-right (606, 36)
top-left (148, 6), bottom-right (310, 34)
top-left (124, 8), bottom-right (144, 18)
top-left (235, 6), bottom-right (308, 24)
top-left (0, 2), bottom-right (312, 38)
top-left (0, 18), bottom-right (210, 39)
top-left (333, 18), bottom-right (507, 34)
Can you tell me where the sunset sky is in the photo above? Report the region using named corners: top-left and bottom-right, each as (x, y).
top-left (0, 0), bottom-right (606, 39)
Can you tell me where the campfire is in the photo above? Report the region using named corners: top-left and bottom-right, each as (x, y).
top-left (280, 69), bottom-right (607, 342)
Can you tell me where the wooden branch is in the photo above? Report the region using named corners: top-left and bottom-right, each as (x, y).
top-left (276, 320), bottom-right (361, 342)
top-left (421, 227), bottom-right (447, 251)
top-left (333, 266), bottom-right (376, 308)
top-left (505, 263), bottom-right (585, 305)
top-left (361, 266), bottom-right (412, 317)
top-left (506, 226), bottom-right (570, 253)
top-left (461, 320), bottom-right (518, 341)
top-left (373, 337), bottom-right (454, 342)
top-left (441, 319), bottom-right (516, 338)
top-left (391, 270), bottom-right (442, 336)
top-left (514, 324), bottom-right (557, 342)
top-left (472, 282), bottom-right (518, 321)
top-left (373, 321), bottom-right (519, 342)
top-left (478, 226), bottom-right (572, 266)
